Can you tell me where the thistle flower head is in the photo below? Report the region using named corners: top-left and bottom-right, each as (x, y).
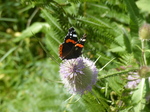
top-left (125, 73), bottom-right (141, 89)
top-left (59, 57), bottom-right (98, 95)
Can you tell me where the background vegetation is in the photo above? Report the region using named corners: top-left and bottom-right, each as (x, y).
top-left (0, 0), bottom-right (150, 111)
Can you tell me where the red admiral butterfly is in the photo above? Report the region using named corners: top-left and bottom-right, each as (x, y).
top-left (59, 27), bottom-right (86, 60)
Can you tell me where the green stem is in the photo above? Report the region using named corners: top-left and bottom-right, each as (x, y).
top-left (141, 40), bottom-right (147, 66)
top-left (98, 68), bottom-right (139, 79)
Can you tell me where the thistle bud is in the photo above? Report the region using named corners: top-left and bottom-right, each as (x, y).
top-left (138, 66), bottom-right (150, 78)
top-left (139, 23), bottom-right (150, 40)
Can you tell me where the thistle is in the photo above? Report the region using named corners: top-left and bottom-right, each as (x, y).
top-left (139, 23), bottom-right (150, 40)
top-left (59, 57), bottom-right (98, 95)
top-left (125, 73), bottom-right (141, 89)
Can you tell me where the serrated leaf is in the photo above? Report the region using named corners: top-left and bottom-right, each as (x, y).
top-left (106, 76), bottom-right (124, 94)
top-left (41, 9), bottom-right (63, 32)
top-left (124, 0), bottom-right (141, 35)
top-left (77, 18), bottom-right (106, 28)
top-left (109, 34), bottom-right (125, 52)
top-left (123, 28), bottom-right (132, 53)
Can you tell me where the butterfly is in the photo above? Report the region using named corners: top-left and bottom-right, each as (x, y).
top-left (59, 27), bottom-right (86, 60)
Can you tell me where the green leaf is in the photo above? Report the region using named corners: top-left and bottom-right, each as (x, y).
top-left (41, 9), bottom-right (63, 32)
top-left (106, 76), bottom-right (124, 94)
top-left (77, 17), bottom-right (108, 28)
top-left (109, 34), bottom-right (125, 52)
top-left (124, 0), bottom-right (142, 35)
top-left (136, 0), bottom-right (150, 13)
top-left (131, 78), bottom-right (146, 112)
top-left (14, 22), bottom-right (50, 42)
top-left (119, 107), bottom-right (133, 112)
top-left (122, 28), bottom-right (132, 53)
top-left (0, 47), bottom-right (17, 62)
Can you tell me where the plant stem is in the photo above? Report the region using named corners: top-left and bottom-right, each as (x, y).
top-left (141, 40), bottom-right (147, 66)
top-left (98, 68), bottom-right (139, 79)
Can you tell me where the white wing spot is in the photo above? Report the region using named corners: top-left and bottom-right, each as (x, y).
top-left (81, 39), bottom-right (86, 41)
top-left (73, 34), bottom-right (77, 37)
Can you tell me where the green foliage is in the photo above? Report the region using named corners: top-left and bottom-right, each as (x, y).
top-left (131, 78), bottom-right (146, 111)
top-left (1, 0), bottom-right (150, 111)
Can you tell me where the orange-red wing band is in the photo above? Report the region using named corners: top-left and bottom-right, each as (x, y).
top-left (66, 39), bottom-right (76, 44)
top-left (75, 43), bottom-right (84, 48)
top-left (59, 44), bottom-right (63, 57)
